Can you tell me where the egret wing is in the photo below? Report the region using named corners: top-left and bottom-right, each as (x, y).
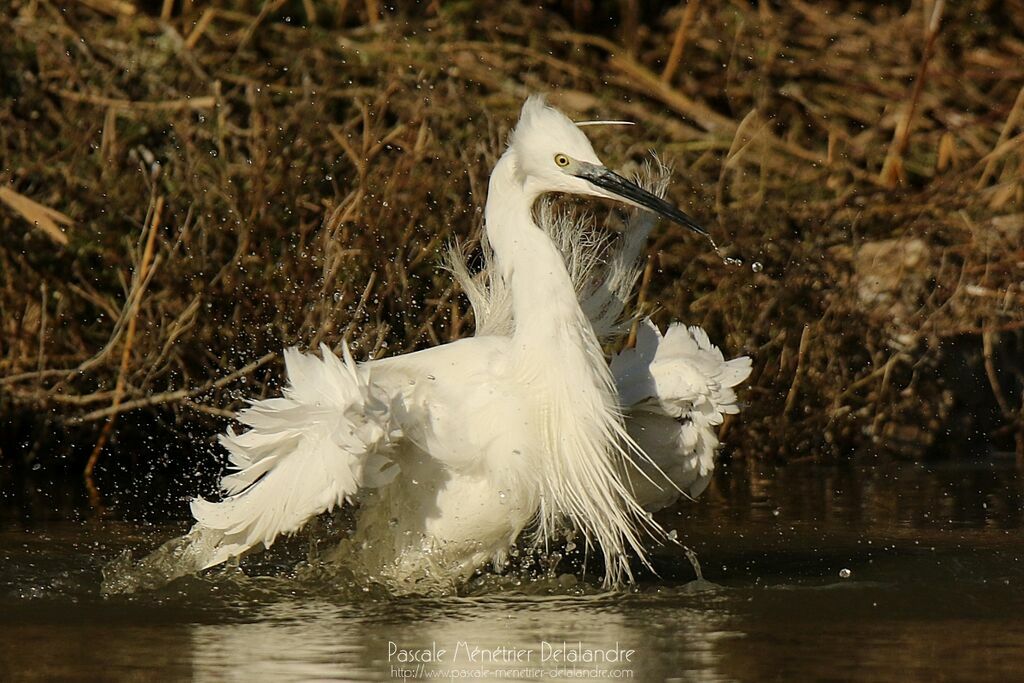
top-left (613, 319), bottom-right (751, 510)
top-left (187, 342), bottom-right (402, 569)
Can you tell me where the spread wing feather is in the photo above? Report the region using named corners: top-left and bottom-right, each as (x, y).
top-left (613, 319), bottom-right (751, 510)
top-left (187, 342), bottom-right (402, 569)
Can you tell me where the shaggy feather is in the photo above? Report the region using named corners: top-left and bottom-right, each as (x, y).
top-left (188, 343), bottom-right (401, 568)
top-left (450, 158), bottom-right (750, 516)
top-left (448, 162), bottom-right (669, 343)
top-left (482, 139), bottom-right (660, 585)
top-left (612, 320), bottom-right (752, 509)
top-left (117, 96), bottom-right (749, 595)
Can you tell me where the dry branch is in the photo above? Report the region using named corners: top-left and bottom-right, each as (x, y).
top-left (1, 0), bottom-right (1021, 468)
top-left (879, 0), bottom-right (946, 187)
top-left (0, 187), bottom-right (72, 245)
top-left (661, 0), bottom-right (700, 83)
top-left (84, 197), bottom-right (163, 500)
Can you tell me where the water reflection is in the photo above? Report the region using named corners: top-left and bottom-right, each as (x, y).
top-left (703, 455), bottom-right (1023, 530)
top-left (0, 456), bottom-right (1021, 681)
top-left (186, 592), bottom-right (739, 682)
top-left (189, 600), bottom-right (376, 681)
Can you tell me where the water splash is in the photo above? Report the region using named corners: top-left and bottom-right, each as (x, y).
top-left (101, 526), bottom-right (226, 596)
top-left (682, 546), bottom-right (704, 581)
top-left (702, 234), bottom-right (764, 274)
top-left (704, 234), bottom-right (746, 269)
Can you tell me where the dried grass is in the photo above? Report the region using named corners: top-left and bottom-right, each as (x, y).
top-left (1, 0), bottom-right (1022, 473)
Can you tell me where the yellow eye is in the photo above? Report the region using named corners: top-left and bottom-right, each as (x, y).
top-left (554, 154), bottom-right (570, 167)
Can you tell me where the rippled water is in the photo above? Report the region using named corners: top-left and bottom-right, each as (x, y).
top-left (2, 455), bottom-right (1022, 681)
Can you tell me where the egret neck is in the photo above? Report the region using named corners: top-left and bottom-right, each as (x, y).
top-left (484, 151), bottom-right (594, 359)
top-left (482, 149), bottom-right (650, 582)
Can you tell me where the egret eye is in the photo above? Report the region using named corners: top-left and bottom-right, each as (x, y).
top-left (554, 154), bottom-right (570, 168)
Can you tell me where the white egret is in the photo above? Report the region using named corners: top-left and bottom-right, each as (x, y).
top-left (111, 96), bottom-right (750, 594)
top-left (452, 192), bottom-right (751, 512)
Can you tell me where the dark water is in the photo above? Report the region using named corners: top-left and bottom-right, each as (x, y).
top-left (1, 455), bottom-right (1022, 682)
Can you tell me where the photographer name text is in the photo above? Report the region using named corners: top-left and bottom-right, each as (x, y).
top-left (388, 640), bottom-right (636, 665)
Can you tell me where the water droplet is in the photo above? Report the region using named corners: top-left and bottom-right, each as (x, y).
top-left (565, 542), bottom-right (577, 553)
top-left (839, 568), bottom-right (851, 579)
top-left (772, 508), bottom-right (780, 517)
top-left (751, 261), bottom-right (763, 273)
top-left (332, 291), bottom-right (342, 302)
top-left (724, 256), bottom-right (743, 267)
top-left (425, 374), bottom-right (436, 381)
top-left (668, 529), bottom-right (678, 541)
top-left (498, 490), bottom-right (508, 504)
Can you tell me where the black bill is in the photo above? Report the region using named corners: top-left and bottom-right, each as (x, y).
top-left (574, 163), bottom-right (707, 237)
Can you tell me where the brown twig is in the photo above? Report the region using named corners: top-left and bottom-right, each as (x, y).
top-left (365, 0), bottom-right (380, 25)
top-left (77, 0), bottom-right (136, 17)
top-left (36, 283), bottom-right (47, 376)
top-left (236, 0), bottom-right (288, 54)
top-left (977, 84), bottom-right (1024, 188)
top-left (783, 324), bottom-right (812, 420)
top-left (184, 8), bottom-right (217, 49)
top-left (84, 197), bottom-right (163, 506)
top-left (49, 88), bottom-right (216, 112)
top-left (0, 187), bottom-right (73, 245)
top-left (627, 252), bottom-right (656, 348)
top-left (879, 0), bottom-right (945, 187)
top-left (661, 0), bottom-right (701, 83)
top-left (74, 351), bottom-right (277, 423)
top-left (982, 328), bottom-right (1013, 418)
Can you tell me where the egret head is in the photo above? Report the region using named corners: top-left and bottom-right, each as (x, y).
top-left (509, 95), bottom-right (707, 236)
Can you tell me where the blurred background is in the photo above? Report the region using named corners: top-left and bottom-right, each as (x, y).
top-left (1, 0), bottom-right (1022, 515)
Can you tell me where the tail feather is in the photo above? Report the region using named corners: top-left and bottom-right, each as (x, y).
top-left (614, 319), bottom-right (751, 510)
top-left (613, 320), bottom-right (751, 417)
top-left (188, 343), bottom-right (402, 569)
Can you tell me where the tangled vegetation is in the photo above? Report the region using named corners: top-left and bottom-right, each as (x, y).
top-left (1, 1), bottom-right (1022, 496)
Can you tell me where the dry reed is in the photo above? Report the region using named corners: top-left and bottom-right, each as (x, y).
top-left (1, 1), bottom-right (1022, 481)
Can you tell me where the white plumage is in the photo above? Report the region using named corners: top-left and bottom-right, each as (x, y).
top-left (449, 161), bottom-right (751, 513)
top-left (189, 343), bottom-right (401, 568)
top-left (118, 95), bottom-right (750, 595)
top-left (612, 321), bottom-right (751, 509)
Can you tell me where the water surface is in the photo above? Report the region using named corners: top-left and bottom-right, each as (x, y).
top-left (1, 455), bottom-right (1021, 681)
